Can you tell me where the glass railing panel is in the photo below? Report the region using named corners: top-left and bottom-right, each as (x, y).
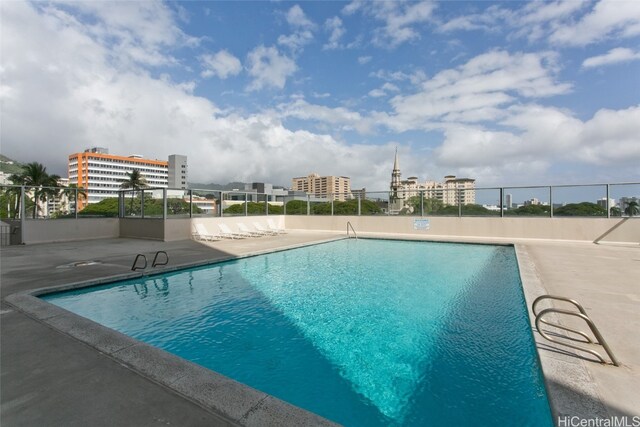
top-left (460, 188), bottom-right (500, 217)
top-left (363, 192), bottom-right (388, 216)
top-left (609, 183), bottom-right (640, 217)
top-left (502, 187), bottom-right (551, 217)
top-left (191, 189), bottom-right (220, 217)
top-left (551, 185), bottom-right (607, 217)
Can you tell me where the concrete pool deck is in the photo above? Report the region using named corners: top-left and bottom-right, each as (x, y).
top-left (1, 232), bottom-right (639, 426)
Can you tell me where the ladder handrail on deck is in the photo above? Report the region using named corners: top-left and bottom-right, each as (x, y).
top-left (532, 295), bottom-right (619, 366)
top-left (131, 254), bottom-right (147, 271)
top-left (346, 221), bottom-right (357, 239)
top-left (132, 251), bottom-right (169, 271)
top-left (152, 251), bottom-right (169, 267)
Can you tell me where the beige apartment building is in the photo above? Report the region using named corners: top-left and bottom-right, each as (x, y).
top-left (291, 173), bottom-right (352, 201)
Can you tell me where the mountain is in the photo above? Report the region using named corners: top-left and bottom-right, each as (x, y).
top-left (187, 181), bottom-right (248, 191)
top-left (0, 154), bottom-right (24, 175)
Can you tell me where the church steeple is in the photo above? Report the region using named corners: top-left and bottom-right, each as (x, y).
top-left (392, 147), bottom-right (400, 173)
top-left (391, 147), bottom-right (401, 190)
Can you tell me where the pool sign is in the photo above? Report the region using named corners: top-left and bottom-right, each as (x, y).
top-left (413, 218), bottom-right (430, 230)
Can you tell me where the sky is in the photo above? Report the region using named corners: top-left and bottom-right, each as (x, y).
top-left (1, 0), bottom-right (639, 191)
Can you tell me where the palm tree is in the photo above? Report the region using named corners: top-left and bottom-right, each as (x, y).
top-left (624, 201), bottom-right (639, 217)
top-left (12, 162), bottom-right (61, 218)
top-left (609, 206), bottom-right (621, 217)
top-left (120, 169), bottom-right (148, 213)
top-left (62, 183), bottom-right (87, 214)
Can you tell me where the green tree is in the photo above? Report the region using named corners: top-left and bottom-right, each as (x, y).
top-left (624, 201), bottom-right (639, 217)
top-left (10, 162), bottom-right (61, 218)
top-left (223, 202), bottom-right (282, 215)
top-left (285, 200), bottom-right (308, 215)
top-left (554, 202), bottom-right (606, 217)
top-left (435, 204), bottom-right (497, 216)
top-left (63, 183), bottom-right (87, 214)
top-left (120, 169), bottom-right (148, 213)
top-left (78, 197), bottom-right (119, 217)
top-left (505, 204), bottom-right (551, 216)
top-left (610, 206), bottom-right (622, 217)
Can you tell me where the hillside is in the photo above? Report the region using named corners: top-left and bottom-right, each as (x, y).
top-left (188, 181), bottom-right (248, 191)
top-left (0, 154), bottom-right (24, 175)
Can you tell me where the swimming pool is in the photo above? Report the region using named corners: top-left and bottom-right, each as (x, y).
top-left (43, 239), bottom-right (552, 426)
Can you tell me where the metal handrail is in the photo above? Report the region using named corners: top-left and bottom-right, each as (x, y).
top-left (536, 308), bottom-right (619, 366)
top-left (532, 295), bottom-right (595, 343)
top-left (131, 254), bottom-right (147, 271)
top-left (152, 251), bottom-right (168, 267)
top-left (346, 221), bottom-right (357, 239)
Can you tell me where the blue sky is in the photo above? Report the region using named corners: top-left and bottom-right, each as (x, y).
top-left (1, 0), bottom-right (639, 190)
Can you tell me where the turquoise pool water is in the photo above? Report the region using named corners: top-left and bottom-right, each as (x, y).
top-left (44, 239), bottom-right (552, 426)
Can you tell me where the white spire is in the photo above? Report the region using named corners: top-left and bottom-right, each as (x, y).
top-left (393, 146), bottom-right (399, 171)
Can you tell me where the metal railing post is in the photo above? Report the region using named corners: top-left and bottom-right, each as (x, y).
top-left (549, 186), bottom-right (553, 218)
top-left (357, 193), bottom-right (361, 216)
top-left (606, 184), bottom-right (610, 218)
top-left (220, 191), bottom-right (224, 217)
top-left (75, 188), bottom-right (78, 219)
top-left (458, 189), bottom-right (462, 217)
top-left (265, 194), bottom-right (269, 216)
top-left (244, 193), bottom-right (248, 216)
top-left (162, 188), bottom-right (167, 220)
top-left (420, 190), bottom-right (424, 216)
top-left (331, 194), bottom-right (334, 216)
top-left (500, 187), bottom-right (504, 218)
top-left (307, 194), bottom-right (310, 216)
top-left (189, 189), bottom-right (193, 218)
top-left (140, 190), bottom-right (145, 218)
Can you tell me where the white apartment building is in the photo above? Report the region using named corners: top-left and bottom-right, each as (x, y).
top-left (291, 173), bottom-right (352, 201)
top-left (389, 151), bottom-right (476, 211)
top-left (68, 147), bottom-right (187, 210)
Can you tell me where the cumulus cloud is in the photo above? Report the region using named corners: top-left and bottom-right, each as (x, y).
top-left (387, 50), bottom-right (572, 130)
top-left (582, 47), bottom-right (640, 68)
top-left (358, 56), bottom-right (372, 64)
top-left (41, 0), bottom-right (199, 67)
top-left (343, 0), bottom-right (436, 48)
top-left (549, 0), bottom-right (640, 46)
top-left (435, 104), bottom-right (640, 170)
top-left (0, 1), bottom-right (401, 191)
top-left (433, 0), bottom-right (639, 48)
top-left (285, 4), bottom-right (315, 29)
top-left (323, 16), bottom-right (346, 50)
top-left (278, 98), bottom-right (376, 134)
top-left (246, 45), bottom-right (297, 91)
top-left (200, 50), bottom-right (242, 78)
top-left (278, 4), bottom-right (315, 52)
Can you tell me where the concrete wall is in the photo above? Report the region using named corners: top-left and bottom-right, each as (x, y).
top-left (164, 218), bottom-right (192, 241)
top-left (191, 216), bottom-right (285, 236)
top-left (22, 218), bottom-right (119, 244)
top-left (283, 215), bottom-right (640, 244)
top-left (119, 218), bottom-right (165, 241)
top-left (18, 215), bottom-right (639, 244)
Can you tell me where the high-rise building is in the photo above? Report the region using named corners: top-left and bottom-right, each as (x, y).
top-left (291, 173), bottom-right (352, 201)
top-left (168, 155), bottom-right (188, 189)
top-left (68, 147), bottom-right (186, 210)
top-left (388, 151), bottom-right (476, 211)
top-left (505, 194), bottom-right (513, 209)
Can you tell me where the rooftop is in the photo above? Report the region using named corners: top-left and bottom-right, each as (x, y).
top-left (1, 229), bottom-right (639, 425)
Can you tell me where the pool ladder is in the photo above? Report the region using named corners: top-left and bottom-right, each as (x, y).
top-left (346, 221), bottom-right (358, 240)
top-left (132, 251), bottom-right (169, 271)
top-left (532, 295), bottom-right (619, 366)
